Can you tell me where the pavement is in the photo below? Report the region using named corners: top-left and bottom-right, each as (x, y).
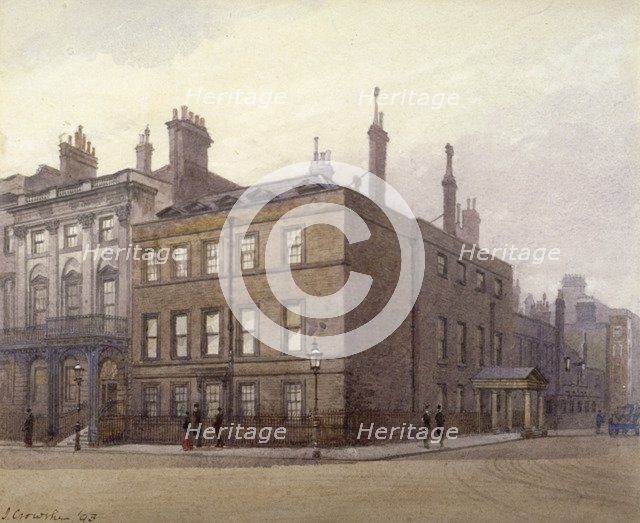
top-left (0, 430), bottom-right (554, 461)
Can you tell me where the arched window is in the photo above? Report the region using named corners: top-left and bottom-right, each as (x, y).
top-left (97, 265), bottom-right (118, 317)
top-left (30, 275), bottom-right (49, 326)
top-left (62, 271), bottom-right (82, 316)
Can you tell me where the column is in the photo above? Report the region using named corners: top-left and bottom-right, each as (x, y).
top-left (491, 389), bottom-right (498, 431)
top-left (87, 348), bottom-right (100, 445)
top-left (523, 390), bottom-right (531, 431)
top-left (46, 348), bottom-right (61, 439)
top-left (537, 391), bottom-right (545, 429)
top-left (505, 391), bottom-right (513, 432)
top-left (474, 389), bottom-right (481, 433)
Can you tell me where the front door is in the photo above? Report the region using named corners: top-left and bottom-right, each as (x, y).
top-left (101, 381), bottom-right (118, 413)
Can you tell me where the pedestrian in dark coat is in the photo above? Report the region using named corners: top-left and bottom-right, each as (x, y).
top-left (182, 411), bottom-right (192, 451)
top-left (435, 404), bottom-right (445, 448)
top-left (595, 411), bottom-right (604, 434)
top-left (22, 409), bottom-right (34, 447)
top-left (191, 403), bottom-right (202, 448)
top-left (422, 405), bottom-right (431, 448)
top-left (213, 407), bottom-right (224, 448)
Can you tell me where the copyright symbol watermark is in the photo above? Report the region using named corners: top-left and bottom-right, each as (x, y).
top-left (218, 161), bottom-right (424, 359)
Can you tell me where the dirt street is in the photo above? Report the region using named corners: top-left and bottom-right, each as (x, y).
top-left (0, 436), bottom-right (637, 522)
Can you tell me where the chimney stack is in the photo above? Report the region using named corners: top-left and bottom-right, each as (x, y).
top-left (59, 125), bottom-right (98, 181)
top-left (441, 142), bottom-right (457, 235)
top-left (135, 125), bottom-right (154, 174)
top-left (166, 106), bottom-right (213, 205)
top-left (367, 87), bottom-right (389, 203)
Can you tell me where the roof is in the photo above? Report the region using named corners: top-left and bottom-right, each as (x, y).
top-left (471, 367), bottom-right (548, 390)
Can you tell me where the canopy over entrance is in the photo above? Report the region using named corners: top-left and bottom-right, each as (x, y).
top-left (471, 367), bottom-right (548, 435)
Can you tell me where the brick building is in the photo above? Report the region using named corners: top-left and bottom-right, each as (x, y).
top-left (130, 94), bottom-right (515, 426)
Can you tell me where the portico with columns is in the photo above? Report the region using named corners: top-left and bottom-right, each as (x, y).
top-left (472, 367), bottom-right (548, 437)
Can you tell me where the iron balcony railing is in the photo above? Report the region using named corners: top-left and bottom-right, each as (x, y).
top-left (0, 315), bottom-right (128, 345)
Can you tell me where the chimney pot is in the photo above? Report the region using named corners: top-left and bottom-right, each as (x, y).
top-left (86, 141), bottom-right (91, 153)
top-left (467, 198), bottom-right (471, 209)
top-left (173, 108), bottom-right (178, 120)
top-left (92, 147), bottom-right (95, 157)
top-left (181, 106), bottom-right (188, 119)
top-left (472, 197), bottom-right (476, 210)
top-left (74, 132), bottom-right (79, 146)
top-left (200, 117), bottom-right (205, 127)
top-left (188, 111), bottom-right (194, 122)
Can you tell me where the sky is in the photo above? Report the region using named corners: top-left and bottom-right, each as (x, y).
top-left (0, 0), bottom-right (638, 312)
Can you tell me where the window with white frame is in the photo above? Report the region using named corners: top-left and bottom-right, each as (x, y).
top-left (284, 303), bottom-right (302, 353)
top-left (457, 322), bottom-right (467, 364)
top-left (64, 224), bottom-right (79, 248)
top-left (144, 386), bottom-right (159, 417)
top-left (172, 246), bottom-right (189, 278)
top-left (31, 230), bottom-right (46, 254)
top-left (476, 270), bottom-right (485, 292)
top-left (240, 235), bottom-right (257, 270)
top-left (173, 313), bottom-right (189, 358)
top-left (284, 382), bottom-right (303, 418)
top-left (145, 249), bottom-right (159, 282)
top-left (31, 284), bottom-right (48, 325)
top-left (99, 216), bottom-right (114, 242)
top-left (144, 316), bottom-right (159, 359)
top-left (63, 277), bottom-right (81, 316)
top-left (172, 385), bottom-right (188, 416)
top-left (203, 310), bottom-right (220, 355)
top-left (64, 366), bottom-right (77, 402)
top-left (285, 227), bottom-right (303, 264)
top-left (477, 326), bottom-right (485, 367)
top-left (437, 253), bottom-right (448, 277)
top-left (239, 308), bottom-right (257, 355)
top-left (239, 383), bottom-right (256, 416)
top-left (101, 279), bottom-right (116, 316)
top-left (204, 383), bottom-right (221, 416)
top-left (494, 332), bottom-right (503, 366)
top-left (204, 241), bottom-right (220, 275)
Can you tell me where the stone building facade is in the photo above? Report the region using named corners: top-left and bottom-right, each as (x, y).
top-left (0, 107), bottom-right (238, 442)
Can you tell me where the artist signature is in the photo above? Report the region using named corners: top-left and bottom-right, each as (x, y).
top-left (1, 508), bottom-right (97, 521)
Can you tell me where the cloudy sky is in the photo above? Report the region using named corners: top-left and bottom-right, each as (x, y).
top-left (0, 0), bottom-right (638, 312)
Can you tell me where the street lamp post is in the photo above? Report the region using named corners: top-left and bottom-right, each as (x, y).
top-left (73, 361), bottom-right (84, 451)
top-left (309, 340), bottom-right (322, 459)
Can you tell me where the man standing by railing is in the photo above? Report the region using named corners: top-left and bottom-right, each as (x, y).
top-left (214, 407), bottom-right (224, 448)
top-left (22, 409), bottom-right (34, 448)
top-left (422, 405), bottom-right (431, 449)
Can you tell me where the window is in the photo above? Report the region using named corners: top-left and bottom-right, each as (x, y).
top-left (477, 326), bottom-right (485, 367)
top-left (204, 383), bottom-right (221, 417)
top-left (475, 271), bottom-right (485, 292)
top-left (239, 308), bottom-right (257, 355)
top-left (240, 235), bottom-right (257, 270)
top-left (457, 322), bottom-right (467, 364)
top-left (31, 284), bottom-right (48, 325)
top-left (144, 386), bottom-right (159, 417)
top-left (144, 316), bottom-right (159, 359)
top-left (172, 313), bottom-right (189, 358)
top-left (437, 317), bottom-right (447, 360)
top-left (2, 280), bottom-right (14, 329)
top-left (31, 230), bottom-right (46, 254)
top-left (239, 383), bottom-right (256, 417)
top-left (494, 332), bottom-right (503, 366)
top-left (64, 366), bottom-right (77, 402)
top-left (0, 366), bottom-right (10, 402)
top-left (99, 216), bottom-right (114, 242)
top-left (204, 241), bottom-right (220, 275)
top-left (145, 249), bottom-right (159, 282)
top-left (172, 246), bottom-right (189, 278)
top-left (284, 382), bottom-right (303, 418)
top-left (284, 303), bottom-right (302, 353)
top-left (32, 367), bottom-right (47, 403)
top-left (101, 280), bottom-right (116, 316)
top-left (457, 261), bottom-right (466, 284)
top-left (456, 385), bottom-right (465, 413)
top-left (613, 343), bottom-right (622, 358)
top-left (494, 278), bottom-right (503, 298)
top-left (437, 383), bottom-right (447, 411)
top-left (3, 227), bottom-right (14, 254)
top-left (64, 224), bottom-right (79, 248)
top-left (64, 279), bottom-right (81, 316)
top-left (203, 310), bottom-right (220, 356)
top-left (172, 385), bottom-right (188, 416)
top-left (286, 228), bottom-right (303, 264)
top-left (437, 253), bottom-right (448, 278)
top-left (613, 326), bottom-right (623, 338)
